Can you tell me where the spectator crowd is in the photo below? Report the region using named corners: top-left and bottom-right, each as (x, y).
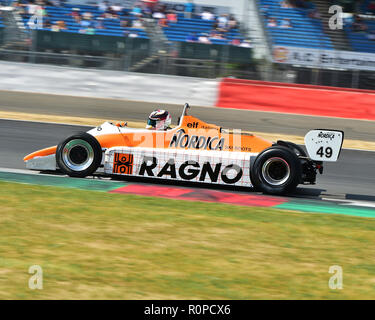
top-left (262, 0), bottom-right (321, 29)
top-left (5, 0), bottom-right (250, 47)
top-left (11, 0), bottom-right (147, 36)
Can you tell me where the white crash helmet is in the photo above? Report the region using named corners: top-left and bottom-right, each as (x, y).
top-left (146, 109), bottom-right (171, 130)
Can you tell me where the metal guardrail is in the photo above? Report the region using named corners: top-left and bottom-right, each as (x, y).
top-left (0, 49), bottom-right (124, 69)
top-left (131, 55), bottom-right (258, 79)
top-left (0, 48), bottom-right (254, 78)
top-left (0, 48), bottom-right (373, 89)
top-left (269, 64), bottom-right (375, 90)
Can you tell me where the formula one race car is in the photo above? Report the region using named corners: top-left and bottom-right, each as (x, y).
top-left (24, 104), bottom-right (344, 195)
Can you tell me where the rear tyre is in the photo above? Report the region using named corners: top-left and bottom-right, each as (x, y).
top-left (56, 132), bottom-right (102, 178)
top-left (251, 146), bottom-right (302, 195)
top-left (276, 140), bottom-right (307, 157)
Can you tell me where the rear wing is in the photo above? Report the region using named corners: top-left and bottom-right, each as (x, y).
top-left (304, 130), bottom-right (344, 162)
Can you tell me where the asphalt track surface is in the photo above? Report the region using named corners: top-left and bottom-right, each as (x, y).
top-left (1, 119), bottom-right (375, 204)
top-left (1, 90), bottom-right (375, 141)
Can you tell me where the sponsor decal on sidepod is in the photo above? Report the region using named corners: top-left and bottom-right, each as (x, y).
top-left (169, 129), bottom-right (225, 151)
top-left (138, 157), bottom-right (243, 184)
top-left (113, 153), bottom-right (134, 174)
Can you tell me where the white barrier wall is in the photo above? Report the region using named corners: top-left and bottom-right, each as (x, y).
top-left (0, 61), bottom-right (219, 107)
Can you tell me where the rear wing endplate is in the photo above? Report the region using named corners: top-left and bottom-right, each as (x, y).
top-left (304, 129), bottom-right (344, 162)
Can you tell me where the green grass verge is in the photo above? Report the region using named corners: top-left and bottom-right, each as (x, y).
top-left (1, 181), bottom-right (375, 299)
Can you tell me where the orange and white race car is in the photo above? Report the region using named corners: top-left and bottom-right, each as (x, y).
top-left (24, 104), bottom-right (344, 195)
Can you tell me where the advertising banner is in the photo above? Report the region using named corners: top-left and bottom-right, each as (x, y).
top-left (272, 46), bottom-right (375, 71)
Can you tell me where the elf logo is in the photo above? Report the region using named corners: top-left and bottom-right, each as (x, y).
top-left (138, 156), bottom-right (243, 184)
top-left (169, 129), bottom-right (224, 150)
top-left (187, 122), bottom-right (199, 128)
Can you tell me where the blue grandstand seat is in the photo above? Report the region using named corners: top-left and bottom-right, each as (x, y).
top-left (361, 0), bottom-right (375, 15)
top-left (1, 1), bottom-right (246, 45)
top-left (20, 4), bottom-right (149, 39)
top-left (343, 1), bottom-right (375, 54)
top-left (259, 0), bottom-right (333, 50)
top-left (161, 13), bottom-right (244, 45)
top-left (14, 2), bottom-right (246, 45)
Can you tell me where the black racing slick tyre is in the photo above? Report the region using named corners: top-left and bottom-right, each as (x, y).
top-left (56, 132), bottom-right (102, 178)
top-left (276, 140), bottom-right (307, 157)
top-left (251, 146), bottom-right (302, 195)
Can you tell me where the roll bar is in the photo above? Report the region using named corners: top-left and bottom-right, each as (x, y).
top-left (178, 103), bottom-right (190, 126)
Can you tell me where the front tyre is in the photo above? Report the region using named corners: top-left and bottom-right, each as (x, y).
top-left (251, 146), bottom-right (302, 195)
top-left (56, 132), bottom-right (102, 178)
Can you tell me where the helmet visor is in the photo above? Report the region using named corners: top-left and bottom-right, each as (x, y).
top-left (147, 119), bottom-right (156, 127)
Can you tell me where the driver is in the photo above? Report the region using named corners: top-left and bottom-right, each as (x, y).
top-left (146, 109), bottom-right (172, 130)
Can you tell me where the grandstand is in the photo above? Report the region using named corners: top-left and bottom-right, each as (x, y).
top-left (344, 18), bottom-right (375, 53)
top-left (343, 0), bottom-right (375, 53)
top-left (0, 1), bottom-right (251, 76)
top-left (0, 0), bottom-right (374, 53)
top-left (259, 0), bottom-right (333, 49)
top-left (20, 4), bottom-right (149, 39)
top-left (0, 0), bottom-right (373, 89)
top-left (162, 15), bottom-right (243, 45)
top-left (259, 0), bottom-right (375, 54)
top-left (0, 1), bottom-right (244, 47)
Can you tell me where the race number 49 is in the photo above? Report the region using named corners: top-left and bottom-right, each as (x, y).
top-left (316, 146), bottom-right (333, 159)
top-left (304, 130), bottom-right (344, 162)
